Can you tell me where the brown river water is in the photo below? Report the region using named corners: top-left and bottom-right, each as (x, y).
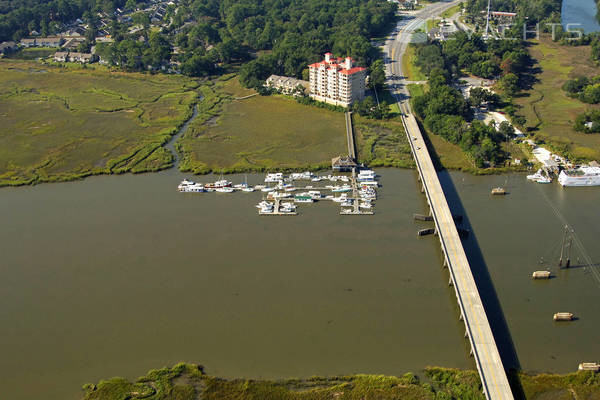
top-left (1, 167), bottom-right (599, 400)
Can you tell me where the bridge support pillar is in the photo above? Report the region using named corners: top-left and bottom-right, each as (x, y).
top-left (464, 329), bottom-right (469, 338)
top-left (459, 313), bottom-right (464, 321)
top-left (469, 347), bottom-right (474, 357)
top-left (443, 258), bottom-right (448, 268)
top-left (448, 278), bottom-right (453, 286)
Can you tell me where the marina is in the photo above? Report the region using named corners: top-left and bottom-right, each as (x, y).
top-left (176, 169), bottom-right (381, 216)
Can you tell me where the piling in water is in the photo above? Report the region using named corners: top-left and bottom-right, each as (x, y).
top-left (418, 228), bottom-right (435, 236)
top-left (414, 213), bottom-right (433, 221)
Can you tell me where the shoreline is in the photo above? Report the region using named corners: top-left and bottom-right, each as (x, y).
top-left (80, 362), bottom-right (600, 400)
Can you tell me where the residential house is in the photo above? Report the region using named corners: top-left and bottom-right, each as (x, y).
top-left (265, 75), bottom-right (309, 96)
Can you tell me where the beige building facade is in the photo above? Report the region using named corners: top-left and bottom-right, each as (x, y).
top-left (308, 53), bottom-right (366, 107)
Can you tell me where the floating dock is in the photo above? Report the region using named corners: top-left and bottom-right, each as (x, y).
top-left (579, 363), bottom-right (600, 372)
top-left (532, 271), bottom-right (552, 279)
top-left (553, 312), bottom-right (574, 321)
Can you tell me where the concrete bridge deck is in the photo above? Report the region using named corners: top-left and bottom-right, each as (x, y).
top-left (402, 113), bottom-right (513, 400)
top-left (382, 2), bottom-right (515, 399)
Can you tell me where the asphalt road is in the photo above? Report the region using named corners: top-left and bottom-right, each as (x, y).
top-left (383, 1), bottom-right (461, 113)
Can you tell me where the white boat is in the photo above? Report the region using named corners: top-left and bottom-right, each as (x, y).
top-left (340, 200), bottom-right (353, 207)
top-left (280, 202), bottom-right (297, 210)
top-left (205, 179), bottom-right (232, 189)
top-left (215, 187), bottom-right (234, 193)
top-left (311, 176), bottom-right (323, 182)
top-left (267, 191), bottom-right (291, 199)
top-left (177, 179), bottom-right (195, 191)
top-left (558, 166), bottom-right (600, 186)
top-left (290, 171), bottom-right (314, 180)
top-left (331, 194), bottom-right (348, 203)
top-left (259, 206), bottom-right (274, 214)
top-left (536, 176), bottom-right (552, 184)
top-left (178, 180), bottom-right (205, 192)
top-left (332, 185), bottom-right (352, 193)
top-left (357, 170), bottom-right (376, 181)
top-left (241, 187), bottom-right (255, 192)
top-left (254, 184), bottom-right (266, 189)
top-left (256, 200), bottom-right (272, 207)
top-left (359, 202), bottom-right (372, 209)
top-left (261, 187), bottom-right (275, 192)
top-left (527, 169), bottom-right (544, 181)
top-left (360, 180), bottom-right (379, 186)
top-left (265, 173), bottom-right (284, 183)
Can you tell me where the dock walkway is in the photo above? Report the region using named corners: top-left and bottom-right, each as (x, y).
top-left (345, 111), bottom-right (356, 160)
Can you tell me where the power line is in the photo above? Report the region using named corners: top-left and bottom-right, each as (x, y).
top-left (536, 185), bottom-right (600, 288)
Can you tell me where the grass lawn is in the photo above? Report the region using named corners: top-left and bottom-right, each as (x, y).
top-left (403, 45), bottom-right (427, 82)
top-left (178, 77), bottom-right (347, 173)
top-left (0, 60), bottom-right (199, 186)
top-left (441, 4), bottom-right (462, 19)
top-left (514, 36), bottom-right (600, 161)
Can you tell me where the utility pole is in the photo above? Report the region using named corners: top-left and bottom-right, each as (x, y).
top-left (558, 225), bottom-right (568, 267)
top-left (484, 0), bottom-right (492, 39)
top-left (565, 234), bottom-right (573, 268)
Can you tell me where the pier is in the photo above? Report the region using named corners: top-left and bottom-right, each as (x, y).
top-left (384, 2), bottom-right (515, 398)
top-left (345, 111), bottom-right (356, 160)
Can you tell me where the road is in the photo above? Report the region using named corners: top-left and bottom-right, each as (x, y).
top-left (382, 3), bottom-right (515, 400)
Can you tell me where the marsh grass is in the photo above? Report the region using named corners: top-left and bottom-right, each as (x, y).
top-left (178, 77), bottom-right (348, 174)
top-left (514, 36), bottom-right (600, 161)
top-left (0, 60), bottom-right (199, 186)
top-left (81, 363), bottom-right (600, 400)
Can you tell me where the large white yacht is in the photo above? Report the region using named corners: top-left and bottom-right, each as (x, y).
top-left (558, 166), bottom-right (600, 186)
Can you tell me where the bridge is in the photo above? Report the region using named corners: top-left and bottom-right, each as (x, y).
top-left (383, 3), bottom-right (515, 400)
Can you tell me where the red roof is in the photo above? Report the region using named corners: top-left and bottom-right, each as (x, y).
top-left (339, 66), bottom-right (366, 75)
top-left (308, 55), bottom-right (363, 74)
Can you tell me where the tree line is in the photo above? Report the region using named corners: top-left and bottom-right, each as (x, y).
top-left (410, 32), bottom-right (530, 167)
top-left (0, 0), bottom-right (134, 42)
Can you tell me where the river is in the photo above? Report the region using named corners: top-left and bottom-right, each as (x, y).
top-left (562, 0), bottom-right (600, 33)
top-left (1, 168), bottom-right (599, 400)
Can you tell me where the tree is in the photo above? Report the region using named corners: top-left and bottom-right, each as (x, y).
top-left (498, 121), bottom-right (515, 141)
top-left (469, 87), bottom-right (492, 108)
top-left (368, 59), bottom-right (386, 90)
top-left (499, 73), bottom-right (519, 97)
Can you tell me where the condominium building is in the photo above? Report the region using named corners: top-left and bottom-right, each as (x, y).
top-left (308, 53), bottom-right (366, 107)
